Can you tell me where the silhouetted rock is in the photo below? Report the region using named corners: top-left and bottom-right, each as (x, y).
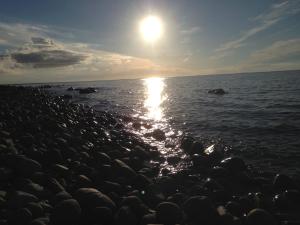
top-left (246, 208), bottom-right (277, 225)
top-left (156, 202), bottom-right (183, 225)
top-left (50, 199), bottom-right (81, 225)
top-left (208, 88), bottom-right (226, 95)
top-left (78, 87), bottom-right (97, 94)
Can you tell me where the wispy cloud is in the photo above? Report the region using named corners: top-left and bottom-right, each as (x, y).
top-left (181, 26), bottom-right (201, 35)
top-left (212, 0), bottom-right (300, 58)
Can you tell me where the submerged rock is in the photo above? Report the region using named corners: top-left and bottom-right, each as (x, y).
top-left (208, 88), bottom-right (226, 95)
top-left (78, 87), bottom-right (97, 94)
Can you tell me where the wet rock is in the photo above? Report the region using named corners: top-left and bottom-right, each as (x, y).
top-left (115, 206), bottom-right (138, 225)
top-left (52, 191), bottom-right (72, 205)
top-left (167, 156), bottom-right (181, 165)
top-left (75, 188), bottom-right (116, 211)
top-left (183, 196), bottom-right (219, 225)
top-left (156, 202), bottom-right (183, 225)
top-left (208, 88), bottom-right (226, 95)
top-left (113, 159), bottom-right (137, 179)
top-left (51, 164), bottom-right (69, 178)
top-left (14, 156), bottom-right (42, 177)
top-left (50, 199), bottom-right (81, 225)
top-left (26, 202), bottom-right (44, 219)
top-left (91, 207), bottom-right (113, 225)
top-left (78, 87), bottom-right (97, 94)
top-left (226, 201), bottom-right (244, 218)
top-left (273, 174), bottom-right (297, 192)
top-left (246, 208), bottom-right (277, 225)
top-left (220, 157), bottom-right (246, 172)
top-left (7, 191), bottom-right (38, 209)
top-left (67, 87), bottom-right (74, 91)
top-left (151, 129), bottom-right (166, 141)
top-left (9, 208), bottom-right (32, 225)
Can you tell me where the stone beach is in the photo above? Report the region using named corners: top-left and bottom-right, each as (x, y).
top-left (0, 85), bottom-right (300, 225)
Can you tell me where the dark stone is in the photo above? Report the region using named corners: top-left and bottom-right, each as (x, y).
top-left (208, 88), bottom-right (226, 95)
top-left (183, 196), bottom-right (219, 225)
top-left (50, 199), bottom-right (81, 225)
top-left (52, 191), bottom-right (72, 205)
top-left (246, 208), bottom-right (276, 225)
top-left (75, 188), bottom-right (116, 211)
top-left (113, 159), bottom-right (137, 179)
top-left (226, 201), bottom-right (243, 217)
top-left (26, 202), bottom-right (44, 219)
top-left (9, 208), bottom-right (32, 225)
top-left (220, 157), bottom-right (246, 172)
top-left (91, 207), bottom-right (113, 225)
top-left (151, 129), bottom-right (166, 141)
top-left (273, 174), bottom-right (297, 191)
top-left (14, 156), bottom-right (42, 177)
top-left (156, 202), bottom-right (183, 225)
top-left (115, 206), bottom-right (138, 225)
top-left (67, 87), bottom-right (74, 91)
top-left (7, 191), bottom-right (38, 209)
top-left (78, 87), bottom-right (97, 94)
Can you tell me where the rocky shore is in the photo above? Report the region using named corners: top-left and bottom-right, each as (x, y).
top-left (0, 85), bottom-right (299, 225)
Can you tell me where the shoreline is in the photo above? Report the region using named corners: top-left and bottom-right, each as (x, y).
top-left (0, 85), bottom-right (299, 225)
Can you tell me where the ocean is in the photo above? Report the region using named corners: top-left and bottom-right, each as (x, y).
top-left (49, 70), bottom-right (300, 176)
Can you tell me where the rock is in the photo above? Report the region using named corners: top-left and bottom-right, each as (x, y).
top-left (91, 207), bottom-right (113, 225)
top-left (75, 188), bottom-right (116, 211)
top-left (51, 164), bottom-right (69, 178)
top-left (52, 191), bottom-right (72, 205)
top-left (113, 159), bottom-right (137, 179)
top-left (151, 129), bottom-right (166, 141)
top-left (26, 202), bottom-right (44, 219)
top-left (115, 206), bottom-right (138, 225)
top-left (208, 88), bottom-right (226, 95)
top-left (273, 174), bottom-right (297, 191)
top-left (9, 208), bottom-right (32, 225)
top-left (246, 208), bottom-right (276, 225)
top-left (22, 182), bottom-right (44, 197)
top-left (220, 157), bottom-right (246, 172)
top-left (78, 87), bottom-right (97, 94)
top-left (50, 199), bottom-right (81, 225)
top-left (29, 218), bottom-right (47, 225)
top-left (183, 196), bottom-right (219, 225)
top-left (7, 191), bottom-right (38, 209)
top-left (67, 87), bottom-right (75, 91)
top-left (14, 156), bottom-right (42, 177)
top-left (225, 201), bottom-right (243, 217)
top-left (121, 196), bottom-right (149, 219)
top-left (156, 202), bottom-right (183, 225)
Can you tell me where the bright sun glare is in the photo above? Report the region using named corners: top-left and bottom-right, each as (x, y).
top-left (139, 15), bottom-right (163, 43)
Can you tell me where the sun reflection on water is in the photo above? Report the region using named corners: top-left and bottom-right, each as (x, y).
top-left (143, 77), bottom-right (167, 121)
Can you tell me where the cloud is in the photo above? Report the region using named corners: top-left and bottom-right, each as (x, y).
top-left (247, 38), bottom-right (300, 63)
top-left (0, 21), bottom-right (188, 83)
top-left (212, 0), bottom-right (300, 57)
top-left (181, 26), bottom-right (201, 35)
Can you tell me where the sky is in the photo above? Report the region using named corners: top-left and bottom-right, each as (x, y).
top-left (0, 0), bottom-right (300, 83)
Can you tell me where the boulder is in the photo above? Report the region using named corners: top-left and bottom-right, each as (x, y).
top-left (156, 202), bottom-right (183, 225)
top-left (208, 88), bottom-right (226, 95)
top-left (50, 199), bottom-right (81, 225)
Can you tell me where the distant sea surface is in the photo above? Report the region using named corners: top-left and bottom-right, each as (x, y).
top-left (49, 70), bottom-right (300, 175)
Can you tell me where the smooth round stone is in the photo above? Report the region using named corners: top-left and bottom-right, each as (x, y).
top-left (115, 206), bottom-right (138, 225)
top-left (273, 174), bottom-right (296, 191)
top-left (121, 196), bottom-right (148, 218)
top-left (50, 199), bottom-right (81, 225)
top-left (91, 207), bottom-right (112, 225)
top-left (15, 156), bottom-right (42, 177)
top-left (75, 188), bottom-right (116, 211)
top-left (7, 191), bottom-right (38, 209)
top-left (246, 208), bottom-right (276, 225)
top-left (225, 201), bottom-right (243, 217)
top-left (26, 202), bottom-right (44, 219)
top-left (220, 157), bottom-right (246, 172)
top-left (151, 129), bottom-right (166, 141)
top-left (183, 196), bottom-right (219, 225)
top-left (156, 202), bottom-right (183, 225)
top-left (9, 208), bottom-right (32, 225)
top-left (52, 191), bottom-right (72, 205)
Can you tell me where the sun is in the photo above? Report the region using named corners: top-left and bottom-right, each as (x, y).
top-left (139, 15), bottom-right (163, 43)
